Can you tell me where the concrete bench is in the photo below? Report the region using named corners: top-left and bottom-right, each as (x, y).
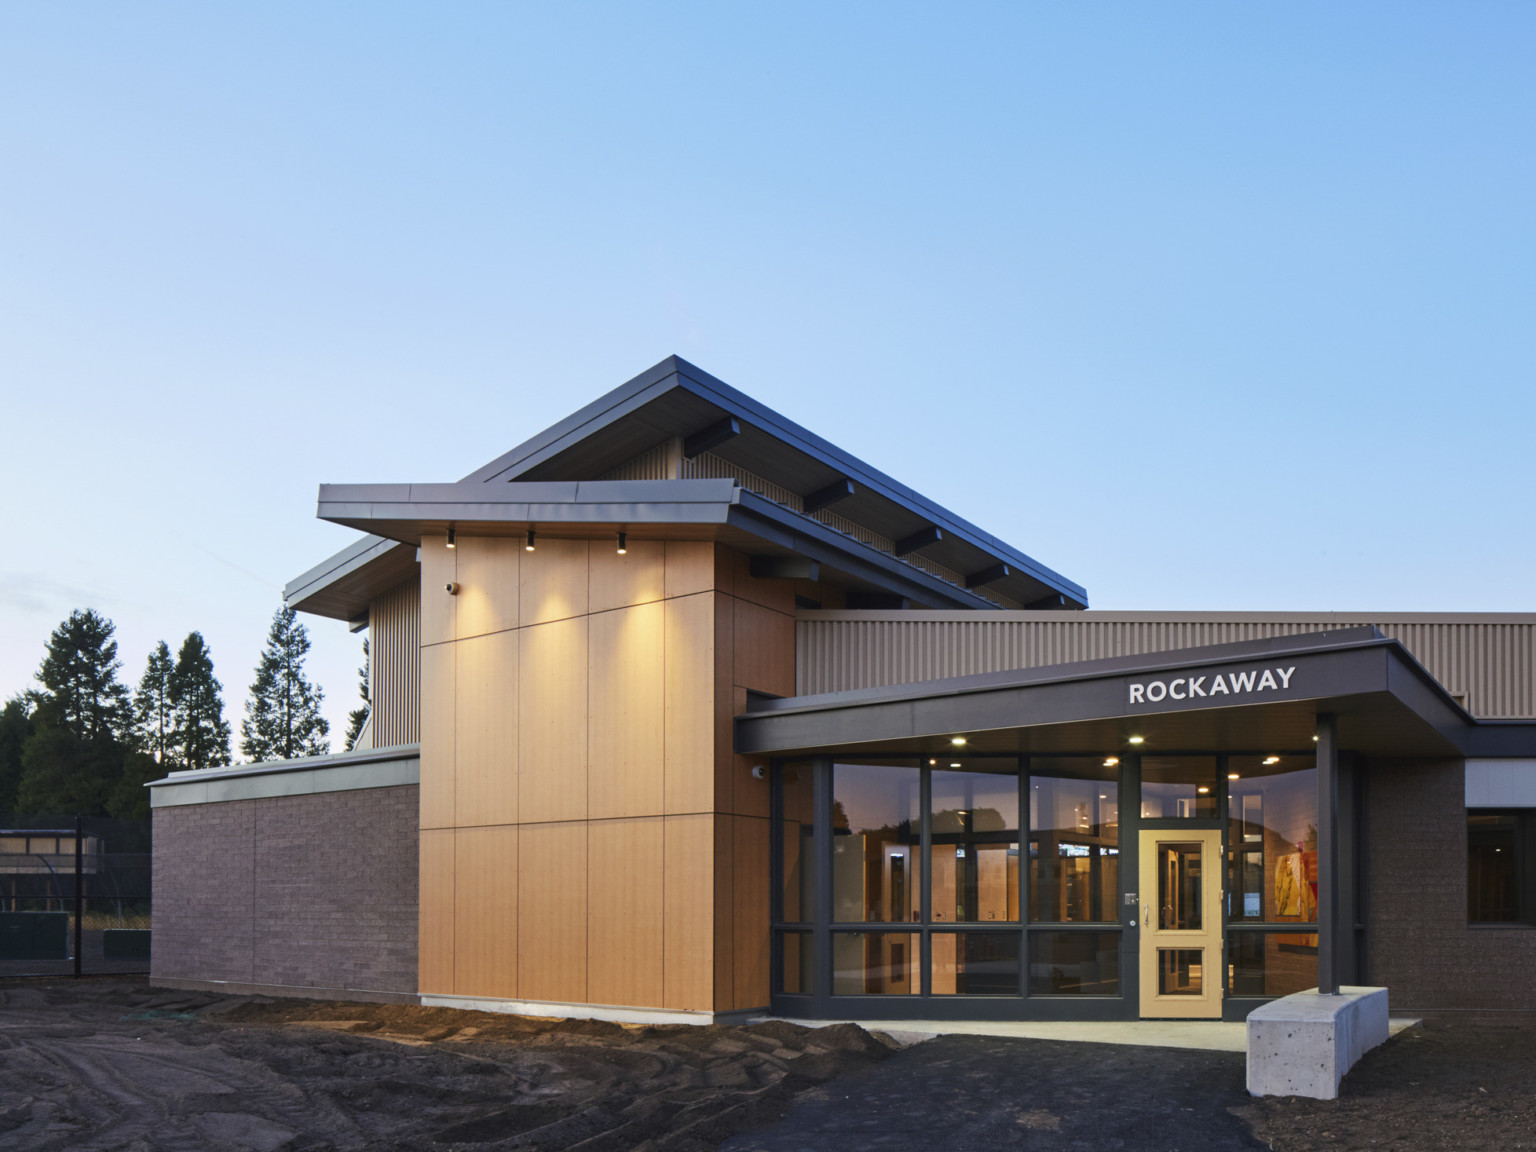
top-left (1247, 986), bottom-right (1389, 1099)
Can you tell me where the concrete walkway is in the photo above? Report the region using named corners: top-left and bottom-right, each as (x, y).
top-left (773, 1016), bottom-right (1422, 1053)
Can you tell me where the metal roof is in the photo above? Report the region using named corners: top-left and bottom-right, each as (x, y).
top-left (286, 355), bottom-right (1089, 619)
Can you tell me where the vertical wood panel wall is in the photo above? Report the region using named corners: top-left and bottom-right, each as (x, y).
top-left (795, 612), bottom-right (1536, 718)
top-left (370, 579), bottom-right (421, 747)
top-left (414, 536), bottom-right (794, 1015)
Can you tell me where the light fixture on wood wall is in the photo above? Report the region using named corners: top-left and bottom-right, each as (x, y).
top-left (617, 531), bottom-right (627, 555)
top-left (525, 529), bottom-right (536, 552)
top-left (446, 527), bottom-right (456, 548)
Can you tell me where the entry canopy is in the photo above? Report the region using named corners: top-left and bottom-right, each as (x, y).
top-left (736, 628), bottom-right (1536, 761)
top-left (284, 356), bottom-right (1089, 621)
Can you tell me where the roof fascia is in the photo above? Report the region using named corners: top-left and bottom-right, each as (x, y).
top-left (734, 632), bottom-right (1473, 756)
top-left (311, 480), bottom-right (1000, 609)
top-left (283, 533), bottom-right (403, 604)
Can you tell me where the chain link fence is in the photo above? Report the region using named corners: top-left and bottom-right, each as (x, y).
top-left (0, 814), bottom-right (151, 977)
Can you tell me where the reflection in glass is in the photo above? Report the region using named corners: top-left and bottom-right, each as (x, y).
top-left (931, 933), bottom-right (1020, 995)
top-left (779, 762), bottom-right (816, 923)
top-left (831, 932), bottom-right (920, 994)
top-left (1468, 812), bottom-right (1522, 922)
top-left (778, 931), bottom-right (815, 995)
top-left (1028, 931), bottom-right (1120, 995)
top-left (1226, 757), bottom-right (1317, 923)
top-left (1157, 949), bottom-right (1204, 995)
top-left (1227, 931), bottom-right (1318, 997)
top-left (1141, 756), bottom-right (1219, 818)
top-left (1029, 761), bottom-right (1119, 923)
top-left (929, 764), bottom-right (1019, 923)
top-left (1157, 842), bottom-right (1203, 930)
top-left (832, 762), bottom-right (921, 923)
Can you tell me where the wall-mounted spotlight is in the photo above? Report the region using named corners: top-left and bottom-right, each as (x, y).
top-left (525, 529), bottom-right (536, 552)
top-left (446, 527), bottom-right (456, 549)
top-left (617, 531), bottom-right (627, 555)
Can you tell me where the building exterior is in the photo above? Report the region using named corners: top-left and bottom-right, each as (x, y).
top-left (150, 356), bottom-right (1536, 1023)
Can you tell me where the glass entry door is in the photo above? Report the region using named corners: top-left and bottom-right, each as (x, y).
top-left (1138, 829), bottom-right (1223, 1018)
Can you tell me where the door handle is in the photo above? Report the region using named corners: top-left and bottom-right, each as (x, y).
top-left (1143, 902), bottom-right (1150, 927)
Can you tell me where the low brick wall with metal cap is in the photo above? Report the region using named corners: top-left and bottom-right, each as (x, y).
top-left (150, 747), bottom-right (420, 1002)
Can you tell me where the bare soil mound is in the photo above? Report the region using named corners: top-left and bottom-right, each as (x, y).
top-left (0, 978), bottom-right (896, 1151)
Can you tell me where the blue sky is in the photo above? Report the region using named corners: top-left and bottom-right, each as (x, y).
top-left (2, 3), bottom-right (1533, 749)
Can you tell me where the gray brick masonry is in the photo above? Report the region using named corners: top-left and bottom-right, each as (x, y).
top-left (152, 785), bottom-right (418, 997)
top-left (1365, 758), bottom-right (1536, 1016)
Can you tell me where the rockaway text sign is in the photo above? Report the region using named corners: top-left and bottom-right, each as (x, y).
top-left (1128, 666), bottom-right (1297, 705)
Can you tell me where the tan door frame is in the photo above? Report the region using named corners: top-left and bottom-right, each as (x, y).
top-left (1138, 828), bottom-right (1224, 1019)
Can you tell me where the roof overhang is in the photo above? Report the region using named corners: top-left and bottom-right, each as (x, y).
top-left (306, 477), bottom-right (1055, 612)
top-left (284, 357), bottom-right (1090, 622)
top-left (282, 534), bottom-right (418, 622)
top-left (735, 628), bottom-right (1534, 761)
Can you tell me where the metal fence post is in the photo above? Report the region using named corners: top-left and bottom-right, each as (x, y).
top-left (73, 816), bottom-right (83, 978)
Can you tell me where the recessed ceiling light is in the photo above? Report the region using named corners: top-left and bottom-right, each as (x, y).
top-left (950, 736), bottom-right (967, 746)
top-left (1263, 756), bottom-right (1280, 765)
top-left (1128, 736), bottom-right (1145, 745)
top-left (1197, 786), bottom-right (1210, 794)
top-left (928, 758), bottom-right (937, 766)
top-left (1228, 773), bottom-right (1240, 780)
top-left (1312, 735), bottom-right (1319, 742)
top-left (949, 762), bottom-right (962, 768)
top-left (1103, 757), bottom-right (1120, 767)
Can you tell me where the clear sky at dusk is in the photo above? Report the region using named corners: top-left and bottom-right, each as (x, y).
top-left (2, 3), bottom-right (1533, 751)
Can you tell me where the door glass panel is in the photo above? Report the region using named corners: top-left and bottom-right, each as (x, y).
top-left (1227, 931), bottom-right (1317, 997)
top-left (832, 761), bottom-right (920, 923)
top-left (1158, 842), bottom-right (1203, 930)
top-left (1157, 949), bottom-right (1204, 995)
top-left (929, 762), bottom-right (1019, 923)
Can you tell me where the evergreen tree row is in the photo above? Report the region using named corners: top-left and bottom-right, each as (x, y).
top-left (0, 604), bottom-right (358, 821)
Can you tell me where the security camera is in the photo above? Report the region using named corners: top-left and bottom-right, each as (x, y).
top-left (445, 582), bottom-right (459, 595)
top-left (751, 764), bottom-right (766, 779)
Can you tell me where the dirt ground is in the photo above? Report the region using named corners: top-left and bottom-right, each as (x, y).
top-left (1, 978), bottom-right (1533, 1152)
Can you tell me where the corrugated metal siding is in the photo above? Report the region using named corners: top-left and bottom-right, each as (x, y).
top-left (370, 579), bottom-right (420, 746)
top-left (796, 613), bottom-right (1536, 719)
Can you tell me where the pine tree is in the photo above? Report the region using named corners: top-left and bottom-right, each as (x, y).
top-left (169, 632), bottom-right (231, 770)
top-left (15, 610), bottom-right (133, 817)
top-left (343, 638), bottom-right (370, 752)
top-left (241, 606), bottom-right (330, 763)
top-left (32, 609), bottom-right (131, 742)
top-left (0, 695), bottom-right (34, 814)
top-left (134, 640), bottom-right (176, 765)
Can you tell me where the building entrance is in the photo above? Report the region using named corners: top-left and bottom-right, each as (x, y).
top-left (1138, 829), bottom-right (1223, 1018)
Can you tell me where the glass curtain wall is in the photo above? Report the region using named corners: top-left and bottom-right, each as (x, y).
top-left (775, 755), bottom-right (1124, 1007)
top-left (1225, 755), bottom-right (1319, 997)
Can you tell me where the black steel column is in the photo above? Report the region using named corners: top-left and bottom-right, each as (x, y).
top-left (813, 758), bottom-right (833, 1014)
top-left (1316, 714), bottom-right (1339, 995)
top-left (73, 816), bottom-right (83, 979)
top-left (919, 763), bottom-right (932, 997)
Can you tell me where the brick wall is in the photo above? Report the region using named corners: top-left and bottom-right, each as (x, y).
top-left (1364, 759), bottom-right (1536, 1014)
top-left (153, 785), bottom-right (418, 996)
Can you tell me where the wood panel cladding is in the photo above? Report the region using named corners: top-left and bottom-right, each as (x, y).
top-left (416, 537), bottom-right (793, 1013)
